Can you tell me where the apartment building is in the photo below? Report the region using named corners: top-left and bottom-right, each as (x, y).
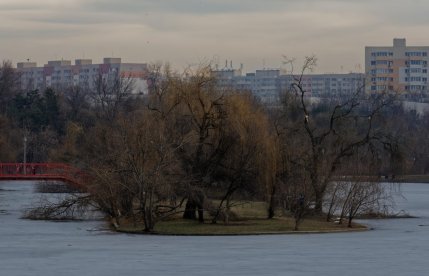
top-left (277, 73), bottom-right (364, 98)
top-left (16, 58), bottom-right (149, 94)
top-left (365, 38), bottom-right (429, 96)
top-left (213, 68), bottom-right (365, 104)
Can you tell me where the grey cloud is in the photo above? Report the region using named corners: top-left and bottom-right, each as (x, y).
top-left (0, 3), bottom-right (44, 11)
top-left (1, 0), bottom-right (429, 74)
top-left (24, 14), bottom-right (108, 26)
top-left (85, 0), bottom-right (290, 15)
top-left (0, 27), bottom-right (86, 39)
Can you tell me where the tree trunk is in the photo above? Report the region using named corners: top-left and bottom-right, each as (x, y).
top-left (197, 203), bottom-right (204, 223)
top-left (212, 188), bottom-right (234, 224)
top-left (314, 193), bottom-right (323, 214)
top-left (267, 185), bottom-right (276, 219)
top-left (348, 215), bottom-right (353, 228)
top-left (183, 200), bottom-right (197, 220)
top-left (143, 206), bottom-right (155, 232)
top-left (268, 206), bottom-right (275, 220)
top-left (326, 192), bottom-right (337, 222)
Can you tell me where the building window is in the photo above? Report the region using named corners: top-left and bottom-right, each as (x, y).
top-left (371, 51), bottom-right (393, 57)
top-left (406, 52), bottom-right (428, 57)
top-left (373, 60), bottom-right (392, 65)
top-left (410, 68), bottom-right (422, 73)
top-left (410, 77), bottom-right (422, 82)
top-left (410, 60), bottom-right (422, 65)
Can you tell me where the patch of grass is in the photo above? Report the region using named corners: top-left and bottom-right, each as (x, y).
top-left (155, 218), bottom-right (365, 235)
top-left (116, 200), bottom-right (367, 235)
top-left (118, 218), bottom-right (367, 235)
top-left (118, 217), bottom-right (366, 235)
top-left (226, 201), bottom-right (269, 219)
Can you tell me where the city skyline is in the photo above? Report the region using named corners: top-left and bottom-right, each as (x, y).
top-left (1, 0), bottom-right (429, 73)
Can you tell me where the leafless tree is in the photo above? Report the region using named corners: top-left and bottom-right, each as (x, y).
top-left (331, 152), bottom-right (394, 227)
top-left (0, 60), bottom-right (20, 114)
top-left (281, 56), bottom-right (397, 214)
top-left (23, 194), bottom-right (93, 220)
top-left (90, 73), bottom-right (135, 121)
top-left (169, 66), bottom-right (228, 222)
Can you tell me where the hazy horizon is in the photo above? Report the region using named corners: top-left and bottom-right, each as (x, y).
top-left (1, 0), bottom-right (429, 73)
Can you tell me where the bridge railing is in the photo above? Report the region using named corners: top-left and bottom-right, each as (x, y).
top-left (0, 163), bottom-right (89, 188)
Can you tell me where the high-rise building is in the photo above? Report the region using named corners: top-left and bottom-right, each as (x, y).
top-left (365, 38), bottom-right (429, 96)
top-left (16, 58), bottom-right (149, 94)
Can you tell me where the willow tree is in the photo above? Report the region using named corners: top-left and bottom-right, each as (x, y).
top-left (210, 92), bottom-right (275, 223)
top-left (83, 108), bottom-right (184, 231)
top-left (171, 66), bottom-right (228, 222)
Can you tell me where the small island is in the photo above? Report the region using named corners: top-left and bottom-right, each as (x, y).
top-left (115, 201), bottom-right (368, 235)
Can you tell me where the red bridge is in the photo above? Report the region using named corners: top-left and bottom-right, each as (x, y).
top-left (0, 163), bottom-right (88, 188)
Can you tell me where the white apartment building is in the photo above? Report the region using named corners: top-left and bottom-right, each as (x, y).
top-left (16, 58), bottom-right (149, 94)
top-left (365, 38), bottom-right (429, 96)
top-left (213, 68), bottom-right (365, 104)
top-left (277, 73), bottom-right (365, 98)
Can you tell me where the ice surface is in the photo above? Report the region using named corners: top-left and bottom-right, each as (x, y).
top-left (0, 181), bottom-right (428, 276)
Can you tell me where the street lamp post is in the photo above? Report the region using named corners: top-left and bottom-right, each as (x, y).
top-left (23, 136), bottom-right (27, 175)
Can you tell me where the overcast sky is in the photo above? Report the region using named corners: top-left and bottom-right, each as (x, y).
top-left (1, 0), bottom-right (429, 73)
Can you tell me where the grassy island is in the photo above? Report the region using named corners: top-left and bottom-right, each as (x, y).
top-left (114, 201), bottom-right (367, 235)
top-left (117, 218), bottom-right (367, 235)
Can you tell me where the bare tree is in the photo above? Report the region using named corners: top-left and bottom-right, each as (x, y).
top-left (23, 194), bottom-right (93, 221)
top-left (62, 85), bottom-right (92, 123)
top-left (0, 60), bottom-right (19, 114)
top-left (90, 73), bottom-right (135, 121)
top-left (170, 66), bottom-right (227, 222)
top-left (333, 152), bottom-right (394, 227)
top-left (281, 56), bottom-right (397, 213)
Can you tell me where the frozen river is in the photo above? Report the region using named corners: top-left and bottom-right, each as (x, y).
top-left (1, 181), bottom-right (428, 276)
